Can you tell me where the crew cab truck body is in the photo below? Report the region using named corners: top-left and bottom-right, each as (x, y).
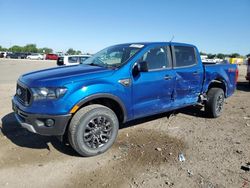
top-left (12, 42), bottom-right (238, 156)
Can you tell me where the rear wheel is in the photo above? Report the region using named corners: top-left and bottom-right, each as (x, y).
top-left (205, 88), bottom-right (225, 118)
top-left (68, 104), bottom-right (119, 157)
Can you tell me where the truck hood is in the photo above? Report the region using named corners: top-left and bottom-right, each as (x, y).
top-left (20, 65), bottom-right (114, 87)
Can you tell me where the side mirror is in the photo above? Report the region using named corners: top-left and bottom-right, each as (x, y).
top-left (138, 61), bottom-right (148, 72)
top-left (132, 61), bottom-right (148, 77)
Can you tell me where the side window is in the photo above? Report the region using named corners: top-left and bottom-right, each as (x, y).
top-left (105, 51), bottom-right (123, 65)
top-left (174, 46), bottom-right (197, 67)
top-left (68, 56), bottom-right (78, 63)
top-left (129, 49), bottom-right (138, 57)
top-left (141, 47), bottom-right (169, 70)
top-left (80, 57), bottom-right (89, 64)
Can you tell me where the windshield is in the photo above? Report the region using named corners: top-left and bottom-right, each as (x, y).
top-left (82, 44), bottom-right (143, 68)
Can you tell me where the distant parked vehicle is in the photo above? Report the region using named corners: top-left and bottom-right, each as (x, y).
top-left (246, 58), bottom-right (250, 85)
top-left (229, 57), bottom-right (244, 65)
top-left (202, 59), bottom-right (229, 65)
top-left (57, 55), bottom-right (91, 66)
top-left (0, 52), bottom-right (8, 58)
top-left (27, 53), bottom-right (44, 60)
top-left (6, 52), bottom-right (28, 59)
top-left (56, 52), bottom-right (65, 57)
top-left (45, 53), bottom-right (58, 60)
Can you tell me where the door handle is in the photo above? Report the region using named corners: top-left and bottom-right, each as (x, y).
top-left (164, 75), bottom-right (172, 80)
top-left (193, 71), bottom-right (199, 75)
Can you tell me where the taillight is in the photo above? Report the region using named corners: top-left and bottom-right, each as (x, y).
top-left (235, 67), bottom-right (239, 84)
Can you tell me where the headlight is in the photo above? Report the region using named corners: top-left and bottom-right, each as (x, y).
top-left (31, 87), bottom-right (67, 100)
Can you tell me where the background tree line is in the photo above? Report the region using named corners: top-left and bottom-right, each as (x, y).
top-left (0, 44), bottom-right (53, 54)
top-left (0, 44), bottom-right (84, 55)
top-left (200, 52), bottom-right (250, 59)
top-left (0, 44), bottom-right (249, 57)
top-left (66, 48), bottom-right (82, 55)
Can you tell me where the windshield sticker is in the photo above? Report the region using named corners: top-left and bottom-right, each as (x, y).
top-left (129, 44), bottom-right (144, 48)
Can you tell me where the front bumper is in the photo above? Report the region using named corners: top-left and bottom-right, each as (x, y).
top-left (12, 100), bottom-right (71, 136)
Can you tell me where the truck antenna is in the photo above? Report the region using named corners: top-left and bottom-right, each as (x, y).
top-left (170, 35), bottom-right (175, 43)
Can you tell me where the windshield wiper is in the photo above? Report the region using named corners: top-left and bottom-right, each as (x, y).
top-left (106, 64), bottom-right (120, 69)
top-left (87, 63), bottom-right (104, 67)
top-left (87, 62), bottom-right (119, 69)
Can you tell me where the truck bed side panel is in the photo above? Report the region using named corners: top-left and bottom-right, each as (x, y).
top-left (203, 64), bottom-right (237, 97)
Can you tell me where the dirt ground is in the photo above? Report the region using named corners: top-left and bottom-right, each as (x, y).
top-left (0, 59), bottom-right (249, 188)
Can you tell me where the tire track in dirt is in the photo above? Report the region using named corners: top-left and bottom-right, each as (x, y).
top-left (68, 128), bottom-right (186, 188)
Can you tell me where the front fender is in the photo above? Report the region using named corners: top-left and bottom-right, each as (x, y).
top-left (63, 81), bottom-right (132, 121)
top-left (75, 93), bottom-right (127, 122)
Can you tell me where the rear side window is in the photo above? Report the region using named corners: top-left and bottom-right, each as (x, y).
top-left (79, 57), bottom-right (89, 64)
top-left (141, 47), bottom-right (170, 70)
top-left (68, 56), bottom-right (78, 63)
top-left (174, 46), bottom-right (197, 67)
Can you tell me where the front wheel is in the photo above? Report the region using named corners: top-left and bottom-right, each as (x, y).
top-left (205, 88), bottom-right (225, 118)
top-left (68, 104), bottom-right (119, 157)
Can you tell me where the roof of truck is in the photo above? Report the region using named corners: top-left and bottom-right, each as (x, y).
top-left (115, 42), bottom-right (197, 48)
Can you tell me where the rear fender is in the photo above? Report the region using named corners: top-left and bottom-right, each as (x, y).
top-left (206, 79), bottom-right (227, 97)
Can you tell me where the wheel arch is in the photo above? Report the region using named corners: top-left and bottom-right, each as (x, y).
top-left (207, 78), bottom-right (227, 97)
top-left (73, 93), bottom-right (127, 123)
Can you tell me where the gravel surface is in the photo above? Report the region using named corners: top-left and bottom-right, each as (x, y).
top-left (0, 59), bottom-right (249, 188)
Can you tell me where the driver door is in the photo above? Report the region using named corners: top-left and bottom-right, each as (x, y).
top-left (132, 46), bottom-right (175, 119)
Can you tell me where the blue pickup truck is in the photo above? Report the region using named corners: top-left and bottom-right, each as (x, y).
top-left (12, 42), bottom-right (238, 156)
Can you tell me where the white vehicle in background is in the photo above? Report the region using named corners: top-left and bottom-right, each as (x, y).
top-left (57, 54), bottom-right (91, 66)
top-left (202, 58), bottom-right (224, 64)
top-left (55, 52), bottom-right (65, 57)
top-left (27, 53), bottom-right (44, 60)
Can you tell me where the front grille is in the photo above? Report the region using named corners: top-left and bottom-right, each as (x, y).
top-left (16, 82), bottom-right (31, 106)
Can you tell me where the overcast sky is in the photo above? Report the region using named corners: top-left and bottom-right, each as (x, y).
top-left (0, 0), bottom-right (249, 54)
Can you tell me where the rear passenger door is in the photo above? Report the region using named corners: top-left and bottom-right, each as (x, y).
top-left (172, 45), bottom-right (203, 107)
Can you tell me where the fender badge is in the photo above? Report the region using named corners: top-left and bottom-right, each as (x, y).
top-left (118, 79), bottom-right (131, 87)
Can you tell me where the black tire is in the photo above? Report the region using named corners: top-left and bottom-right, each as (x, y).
top-left (205, 88), bottom-right (225, 118)
top-left (68, 104), bottom-right (119, 157)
